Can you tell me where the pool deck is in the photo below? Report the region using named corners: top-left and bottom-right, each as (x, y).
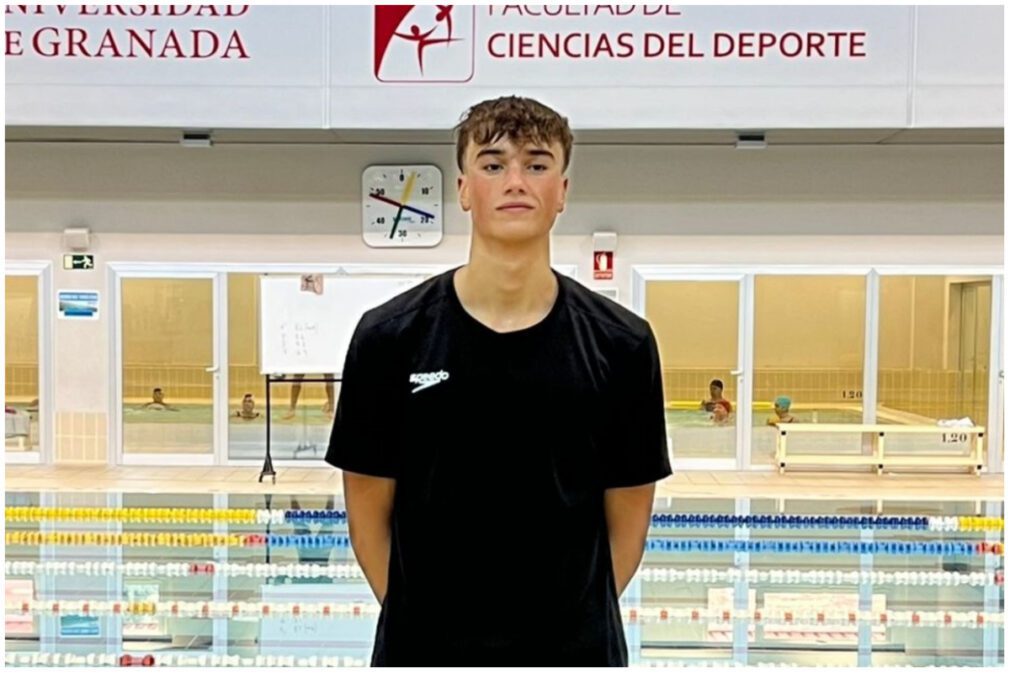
top-left (4, 465), bottom-right (1004, 502)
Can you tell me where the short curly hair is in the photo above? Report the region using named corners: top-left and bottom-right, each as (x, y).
top-left (453, 95), bottom-right (574, 173)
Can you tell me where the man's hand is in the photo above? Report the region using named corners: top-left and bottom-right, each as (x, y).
top-left (343, 470), bottom-right (396, 603)
top-left (604, 482), bottom-right (657, 598)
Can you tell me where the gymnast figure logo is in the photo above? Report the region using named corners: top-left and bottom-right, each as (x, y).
top-left (374, 5), bottom-right (475, 82)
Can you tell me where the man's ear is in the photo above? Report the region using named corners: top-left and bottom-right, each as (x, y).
top-left (457, 174), bottom-right (471, 212)
top-left (558, 176), bottom-right (569, 213)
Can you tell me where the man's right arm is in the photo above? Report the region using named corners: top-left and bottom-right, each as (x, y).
top-left (343, 470), bottom-right (396, 604)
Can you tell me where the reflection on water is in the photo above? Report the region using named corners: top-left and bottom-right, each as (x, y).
top-left (5, 493), bottom-right (1003, 667)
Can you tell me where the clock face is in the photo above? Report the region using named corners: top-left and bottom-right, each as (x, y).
top-left (362, 165), bottom-right (443, 248)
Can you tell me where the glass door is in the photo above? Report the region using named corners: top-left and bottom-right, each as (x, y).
top-left (5, 272), bottom-right (44, 463)
top-left (641, 275), bottom-right (747, 470)
top-left (750, 274), bottom-right (868, 468)
top-left (116, 273), bottom-right (221, 465)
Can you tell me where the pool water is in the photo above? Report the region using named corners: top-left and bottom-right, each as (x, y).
top-left (123, 405), bottom-right (334, 425)
top-left (122, 406), bottom-right (874, 428)
top-left (117, 405), bottom-right (929, 462)
top-left (122, 404), bottom-right (335, 460)
top-left (666, 407), bottom-right (875, 428)
top-left (4, 492), bottom-right (1003, 667)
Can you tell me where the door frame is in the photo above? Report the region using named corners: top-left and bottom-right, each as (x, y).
top-left (5, 261), bottom-right (54, 465)
top-left (109, 265), bottom-right (222, 466)
top-left (630, 267), bottom-right (751, 471)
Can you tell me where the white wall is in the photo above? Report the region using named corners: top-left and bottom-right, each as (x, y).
top-left (5, 141), bottom-right (1003, 236)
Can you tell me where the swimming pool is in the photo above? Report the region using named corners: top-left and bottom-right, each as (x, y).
top-left (665, 407), bottom-right (899, 429)
top-left (122, 405), bottom-right (877, 428)
top-left (4, 492), bottom-right (1003, 667)
top-left (119, 404), bottom-right (947, 463)
top-left (122, 405), bottom-right (334, 460)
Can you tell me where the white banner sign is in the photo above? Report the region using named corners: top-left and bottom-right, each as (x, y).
top-left (4, 5), bottom-right (1001, 129)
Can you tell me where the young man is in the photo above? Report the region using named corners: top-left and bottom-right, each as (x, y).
top-left (325, 96), bottom-right (672, 666)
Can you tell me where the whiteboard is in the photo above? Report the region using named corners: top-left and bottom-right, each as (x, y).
top-left (259, 274), bottom-right (424, 375)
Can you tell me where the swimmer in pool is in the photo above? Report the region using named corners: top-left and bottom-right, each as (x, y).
top-left (766, 396), bottom-right (797, 426)
top-left (700, 379), bottom-right (733, 413)
top-left (141, 387), bottom-right (179, 411)
top-left (710, 399), bottom-right (732, 425)
top-left (282, 374), bottom-right (336, 420)
top-left (234, 393), bottom-right (261, 420)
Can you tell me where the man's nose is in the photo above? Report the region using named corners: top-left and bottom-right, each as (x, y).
top-left (502, 163), bottom-right (528, 193)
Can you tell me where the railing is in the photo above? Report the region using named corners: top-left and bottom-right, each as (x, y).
top-left (775, 424), bottom-right (986, 475)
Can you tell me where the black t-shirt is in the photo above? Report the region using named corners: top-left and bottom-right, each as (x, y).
top-left (325, 265), bottom-right (672, 667)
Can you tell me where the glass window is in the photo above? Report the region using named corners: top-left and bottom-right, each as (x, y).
top-left (5, 275), bottom-right (40, 454)
top-left (752, 275), bottom-right (866, 466)
top-left (646, 280), bottom-right (740, 462)
top-left (227, 273), bottom-right (335, 461)
top-left (879, 275), bottom-right (992, 456)
top-left (122, 278), bottom-right (213, 456)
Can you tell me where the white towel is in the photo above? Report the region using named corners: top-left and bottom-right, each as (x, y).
top-left (937, 417), bottom-right (974, 428)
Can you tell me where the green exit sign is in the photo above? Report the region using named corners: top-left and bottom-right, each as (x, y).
top-left (63, 254), bottom-right (94, 270)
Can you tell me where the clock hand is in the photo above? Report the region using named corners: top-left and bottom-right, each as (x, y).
top-left (390, 171), bottom-right (419, 239)
top-left (368, 193), bottom-right (435, 219)
top-left (389, 204), bottom-right (406, 240)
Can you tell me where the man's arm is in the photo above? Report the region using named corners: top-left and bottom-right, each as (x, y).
top-left (343, 470), bottom-right (396, 603)
top-left (604, 481), bottom-right (657, 597)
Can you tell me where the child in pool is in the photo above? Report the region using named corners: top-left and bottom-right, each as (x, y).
top-left (141, 388), bottom-right (179, 411)
top-left (234, 393), bottom-right (261, 420)
top-left (710, 399), bottom-right (732, 425)
top-left (767, 396), bottom-right (797, 426)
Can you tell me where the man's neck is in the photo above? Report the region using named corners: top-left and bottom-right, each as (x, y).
top-left (453, 238), bottom-right (558, 333)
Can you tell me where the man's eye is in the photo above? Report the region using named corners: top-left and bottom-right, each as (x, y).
top-left (529, 164), bottom-right (548, 172)
top-left (483, 163), bottom-right (502, 172)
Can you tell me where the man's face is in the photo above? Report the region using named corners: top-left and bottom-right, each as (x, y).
top-left (153, 390), bottom-right (164, 403)
top-left (457, 136), bottom-right (568, 245)
top-left (242, 397), bottom-right (254, 412)
top-left (709, 384), bottom-right (722, 399)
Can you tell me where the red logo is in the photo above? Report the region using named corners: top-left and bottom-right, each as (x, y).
top-left (374, 5), bottom-right (474, 83)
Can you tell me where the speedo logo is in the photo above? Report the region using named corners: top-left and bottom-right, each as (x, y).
top-left (409, 370), bottom-right (450, 394)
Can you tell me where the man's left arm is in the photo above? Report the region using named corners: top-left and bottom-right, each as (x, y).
top-left (604, 482), bottom-right (657, 597)
top-left (601, 328), bottom-right (672, 597)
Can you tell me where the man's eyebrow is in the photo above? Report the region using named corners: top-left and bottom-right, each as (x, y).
top-left (474, 146), bottom-right (556, 160)
top-left (475, 147), bottom-right (505, 159)
top-left (526, 148), bottom-right (555, 160)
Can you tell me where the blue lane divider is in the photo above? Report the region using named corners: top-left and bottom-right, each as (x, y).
top-left (285, 511), bottom-right (348, 522)
top-left (260, 534), bottom-right (980, 556)
top-left (650, 514), bottom-right (931, 530)
top-left (644, 538), bottom-right (979, 556)
top-left (283, 511), bottom-right (941, 531)
top-left (266, 534), bottom-right (352, 549)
